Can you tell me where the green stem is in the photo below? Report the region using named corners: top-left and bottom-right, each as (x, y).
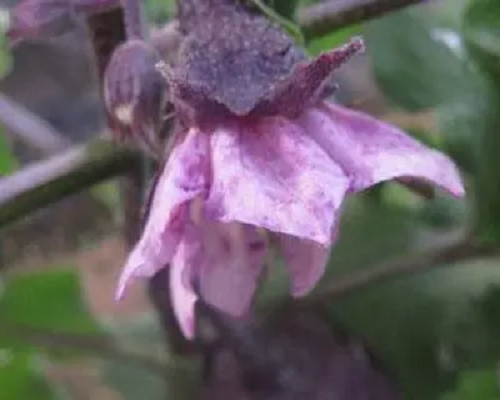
top-left (0, 138), bottom-right (139, 227)
top-left (473, 88), bottom-right (500, 243)
top-left (298, 0), bottom-right (425, 39)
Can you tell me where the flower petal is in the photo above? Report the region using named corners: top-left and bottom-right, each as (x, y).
top-left (206, 117), bottom-right (349, 245)
top-left (299, 103), bottom-right (465, 197)
top-left (170, 220), bottom-right (266, 338)
top-left (279, 222), bottom-right (338, 297)
top-left (170, 227), bottom-right (199, 339)
top-left (197, 222), bottom-right (266, 317)
top-left (116, 128), bottom-right (210, 299)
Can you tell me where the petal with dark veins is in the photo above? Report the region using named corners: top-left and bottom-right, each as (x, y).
top-left (206, 117), bottom-right (349, 245)
top-left (299, 103), bottom-right (465, 197)
top-left (116, 128), bottom-right (210, 299)
top-left (171, 221), bottom-right (266, 338)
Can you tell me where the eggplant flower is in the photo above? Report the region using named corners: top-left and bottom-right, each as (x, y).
top-left (113, 1), bottom-right (465, 338)
top-left (116, 42), bottom-right (464, 339)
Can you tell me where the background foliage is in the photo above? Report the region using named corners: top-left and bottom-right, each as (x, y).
top-left (1, 0), bottom-right (500, 399)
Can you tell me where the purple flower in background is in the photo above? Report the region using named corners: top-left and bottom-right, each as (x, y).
top-left (6, 0), bottom-right (120, 44)
top-left (116, 35), bottom-right (464, 338)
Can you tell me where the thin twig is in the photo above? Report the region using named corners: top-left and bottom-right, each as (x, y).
top-left (0, 323), bottom-right (167, 374)
top-left (0, 92), bottom-right (71, 156)
top-left (0, 138), bottom-right (139, 227)
top-left (307, 239), bottom-right (500, 304)
top-left (298, 0), bottom-right (427, 39)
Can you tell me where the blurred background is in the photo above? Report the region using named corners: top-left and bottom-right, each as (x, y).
top-left (1, 0), bottom-right (500, 399)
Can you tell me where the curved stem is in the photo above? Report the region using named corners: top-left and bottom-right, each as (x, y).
top-left (298, 0), bottom-right (426, 39)
top-left (0, 138), bottom-right (138, 227)
top-left (307, 238), bottom-right (500, 304)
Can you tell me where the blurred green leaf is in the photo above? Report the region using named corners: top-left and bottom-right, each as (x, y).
top-left (327, 258), bottom-right (500, 400)
top-left (463, 0), bottom-right (500, 79)
top-left (0, 352), bottom-right (54, 400)
top-left (0, 269), bottom-right (101, 347)
top-left (266, 0), bottom-right (300, 20)
top-left (432, 0), bottom-right (472, 29)
top-left (441, 369), bottom-right (500, 400)
top-left (0, 132), bottom-right (18, 176)
top-left (102, 361), bottom-right (167, 400)
top-left (437, 97), bottom-right (483, 175)
top-left (418, 191), bottom-right (468, 229)
top-left (365, 9), bottom-right (474, 111)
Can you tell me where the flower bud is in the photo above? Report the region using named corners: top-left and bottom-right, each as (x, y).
top-left (104, 39), bottom-right (168, 157)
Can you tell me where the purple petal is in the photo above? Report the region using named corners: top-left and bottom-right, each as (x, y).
top-left (170, 221), bottom-right (266, 338)
top-left (298, 103), bottom-right (465, 197)
top-left (116, 129), bottom-right (210, 299)
top-left (206, 117), bottom-right (349, 245)
top-left (170, 227), bottom-right (199, 338)
top-left (197, 222), bottom-right (266, 317)
top-left (279, 224), bottom-right (338, 297)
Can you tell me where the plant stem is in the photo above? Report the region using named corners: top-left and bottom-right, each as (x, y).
top-left (0, 138), bottom-right (138, 227)
top-left (298, 0), bottom-right (427, 39)
top-left (0, 323), bottom-right (182, 375)
top-left (307, 238), bottom-right (500, 304)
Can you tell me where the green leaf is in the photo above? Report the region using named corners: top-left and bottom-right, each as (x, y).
top-left (460, 0), bottom-right (500, 242)
top-left (0, 131), bottom-right (18, 176)
top-left (365, 9), bottom-right (474, 111)
top-left (326, 259), bottom-right (500, 400)
top-left (463, 0), bottom-right (500, 79)
top-left (266, 0), bottom-right (300, 20)
top-left (441, 369), bottom-right (500, 400)
top-left (0, 269), bottom-right (101, 347)
top-left (437, 97), bottom-right (483, 175)
top-left (0, 352), bottom-right (54, 400)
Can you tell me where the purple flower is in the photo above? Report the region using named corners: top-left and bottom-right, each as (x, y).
top-left (7, 0), bottom-right (120, 44)
top-left (116, 38), bottom-right (464, 337)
